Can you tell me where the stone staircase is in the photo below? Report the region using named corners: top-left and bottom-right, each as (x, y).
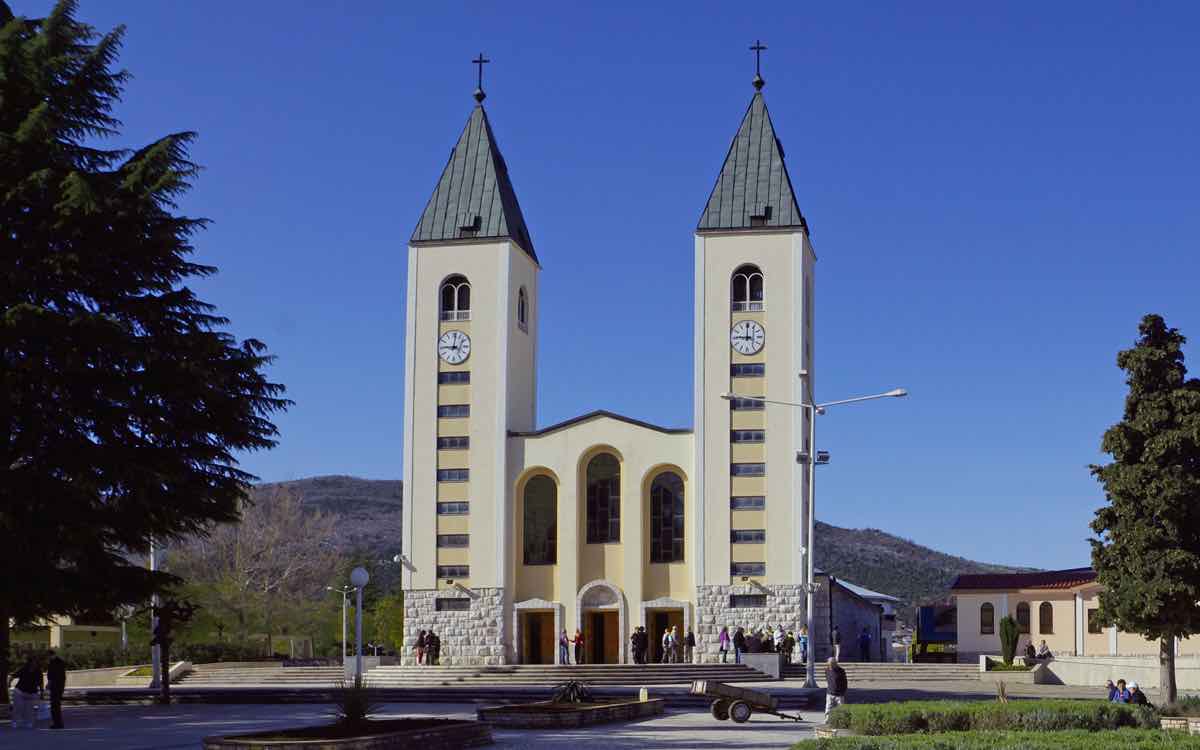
top-left (784, 662), bottom-right (979, 683)
top-left (364, 663), bottom-right (770, 687)
top-left (176, 661), bottom-right (772, 688)
top-left (177, 662), bottom-right (345, 686)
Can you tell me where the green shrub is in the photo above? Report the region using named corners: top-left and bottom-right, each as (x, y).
top-left (1161, 695), bottom-right (1200, 717)
top-left (984, 659), bottom-right (1031, 672)
top-left (826, 700), bottom-right (1158, 735)
top-left (793, 729), bottom-right (1200, 749)
top-left (998, 616), bottom-right (1019, 665)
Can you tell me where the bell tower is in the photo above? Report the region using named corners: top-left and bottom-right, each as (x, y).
top-left (692, 65), bottom-right (816, 631)
top-left (401, 67), bottom-right (538, 665)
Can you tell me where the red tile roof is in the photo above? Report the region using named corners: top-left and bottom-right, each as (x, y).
top-left (950, 568), bottom-right (1096, 591)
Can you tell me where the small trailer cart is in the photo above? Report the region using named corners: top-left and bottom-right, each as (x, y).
top-left (690, 680), bottom-right (805, 724)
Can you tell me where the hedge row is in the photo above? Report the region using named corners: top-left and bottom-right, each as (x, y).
top-left (826, 700), bottom-right (1158, 735)
top-left (794, 729), bottom-right (1200, 749)
top-left (8, 642), bottom-right (270, 670)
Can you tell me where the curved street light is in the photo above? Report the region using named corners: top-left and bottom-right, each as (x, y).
top-left (721, 380), bottom-right (907, 687)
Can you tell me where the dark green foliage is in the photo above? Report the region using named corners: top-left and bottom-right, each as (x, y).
top-left (1090, 315), bottom-right (1200, 704)
top-left (0, 0), bottom-right (288, 701)
top-left (1161, 695), bottom-right (1200, 718)
top-left (552, 681), bottom-right (594, 703)
top-left (331, 680), bottom-right (380, 727)
top-left (7, 641), bottom-right (270, 672)
top-left (793, 729), bottom-right (1200, 749)
top-left (998, 616), bottom-right (1020, 666)
top-left (826, 700), bottom-right (1157, 735)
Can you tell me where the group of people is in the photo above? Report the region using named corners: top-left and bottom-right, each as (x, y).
top-left (558, 629), bottom-right (585, 664)
top-left (1106, 678), bottom-right (1152, 706)
top-left (718, 625), bottom-right (809, 664)
top-left (8, 651), bottom-right (67, 730)
top-left (1024, 640), bottom-right (1054, 662)
top-left (412, 629), bottom-right (442, 665)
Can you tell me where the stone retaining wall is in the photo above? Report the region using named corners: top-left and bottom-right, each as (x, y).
top-left (402, 587), bottom-right (506, 665)
top-left (694, 583), bottom-right (814, 663)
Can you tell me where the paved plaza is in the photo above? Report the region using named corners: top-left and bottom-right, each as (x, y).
top-left (2, 701), bottom-right (823, 749)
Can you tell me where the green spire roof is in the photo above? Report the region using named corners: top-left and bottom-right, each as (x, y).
top-left (411, 105), bottom-right (536, 261)
top-left (697, 92), bottom-right (806, 233)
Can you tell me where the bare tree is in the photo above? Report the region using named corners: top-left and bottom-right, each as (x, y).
top-left (172, 486), bottom-right (340, 654)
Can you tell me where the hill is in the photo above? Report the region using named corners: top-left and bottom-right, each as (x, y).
top-left (813, 522), bottom-right (1030, 622)
top-left (257, 475), bottom-right (1026, 621)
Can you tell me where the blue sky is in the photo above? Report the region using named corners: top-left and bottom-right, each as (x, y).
top-left (29, 1), bottom-right (1199, 570)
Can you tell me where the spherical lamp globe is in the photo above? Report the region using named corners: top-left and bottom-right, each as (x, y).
top-left (350, 567), bottom-right (370, 588)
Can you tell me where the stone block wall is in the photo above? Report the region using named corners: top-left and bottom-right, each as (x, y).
top-left (402, 587), bottom-right (506, 665)
top-left (694, 583), bottom-right (814, 663)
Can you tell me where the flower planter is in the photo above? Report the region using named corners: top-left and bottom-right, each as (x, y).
top-left (202, 718), bottom-right (492, 749)
top-left (1160, 716), bottom-right (1200, 735)
top-left (813, 725), bottom-right (857, 739)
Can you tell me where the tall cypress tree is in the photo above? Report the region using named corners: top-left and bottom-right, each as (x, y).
top-left (1090, 314), bottom-right (1200, 704)
top-left (0, 0), bottom-right (289, 701)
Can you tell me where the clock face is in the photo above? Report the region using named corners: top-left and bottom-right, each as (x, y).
top-left (730, 320), bottom-right (765, 355)
top-left (438, 330), bottom-right (471, 364)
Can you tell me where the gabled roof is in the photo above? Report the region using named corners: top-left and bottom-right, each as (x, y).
top-left (508, 410), bottom-right (692, 438)
top-left (410, 105), bottom-right (537, 261)
top-left (837, 580), bottom-right (903, 603)
top-left (697, 92), bottom-right (806, 233)
top-left (950, 567), bottom-right (1096, 591)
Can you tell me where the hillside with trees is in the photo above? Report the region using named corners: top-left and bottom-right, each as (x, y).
top-left (266, 475), bottom-right (1027, 624)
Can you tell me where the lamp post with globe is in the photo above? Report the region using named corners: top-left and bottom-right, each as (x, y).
top-left (350, 567), bottom-right (370, 686)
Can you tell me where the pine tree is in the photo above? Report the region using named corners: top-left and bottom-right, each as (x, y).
top-left (0, 1), bottom-right (289, 702)
top-left (1090, 314), bottom-right (1200, 704)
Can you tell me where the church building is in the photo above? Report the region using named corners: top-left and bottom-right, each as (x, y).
top-left (400, 63), bottom-right (876, 665)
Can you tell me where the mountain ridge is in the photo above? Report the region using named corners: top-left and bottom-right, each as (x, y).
top-left (254, 475), bottom-right (1028, 621)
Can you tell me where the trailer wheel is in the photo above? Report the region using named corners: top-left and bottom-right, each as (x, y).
top-left (729, 700), bottom-right (753, 723)
top-left (710, 699), bottom-right (730, 720)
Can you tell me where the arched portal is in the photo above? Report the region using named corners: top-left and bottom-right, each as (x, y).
top-left (576, 579), bottom-right (627, 664)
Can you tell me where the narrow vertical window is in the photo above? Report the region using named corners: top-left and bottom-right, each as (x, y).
top-left (517, 287), bottom-right (528, 331)
top-left (523, 475), bottom-right (557, 564)
top-left (586, 453), bottom-right (620, 543)
top-left (1016, 602), bottom-right (1030, 634)
top-left (1039, 602), bottom-right (1054, 634)
top-left (980, 603), bottom-right (994, 635)
top-left (649, 472), bottom-right (684, 563)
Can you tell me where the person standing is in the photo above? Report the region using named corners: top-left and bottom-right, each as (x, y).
top-left (799, 626), bottom-right (809, 665)
top-left (415, 629), bottom-right (426, 666)
top-left (427, 630), bottom-right (441, 665)
top-left (831, 625), bottom-right (842, 660)
top-left (46, 650), bottom-right (67, 729)
top-left (685, 629), bottom-right (696, 664)
top-left (559, 629), bottom-right (571, 665)
top-left (824, 656), bottom-right (848, 723)
top-left (9, 656), bottom-right (43, 729)
top-left (733, 626), bottom-right (746, 664)
top-left (718, 626), bottom-right (731, 663)
top-left (573, 629), bottom-right (585, 665)
top-left (858, 627), bottom-right (873, 662)
top-left (661, 627), bottom-right (672, 663)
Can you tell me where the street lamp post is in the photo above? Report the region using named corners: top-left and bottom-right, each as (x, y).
top-left (327, 585), bottom-right (352, 662)
top-left (350, 567), bottom-right (370, 686)
top-left (722, 378), bottom-right (906, 688)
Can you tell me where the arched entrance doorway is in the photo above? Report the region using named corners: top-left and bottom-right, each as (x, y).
top-left (576, 579), bottom-right (626, 664)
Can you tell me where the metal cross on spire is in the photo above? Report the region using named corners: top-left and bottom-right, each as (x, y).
top-left (472, 52), bottom-right (490, 103)
top-left (750, 40), bottom-right (767, 91)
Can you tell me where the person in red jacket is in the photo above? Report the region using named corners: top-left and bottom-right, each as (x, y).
top-left (573, 629), bottom-right (585, 664)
